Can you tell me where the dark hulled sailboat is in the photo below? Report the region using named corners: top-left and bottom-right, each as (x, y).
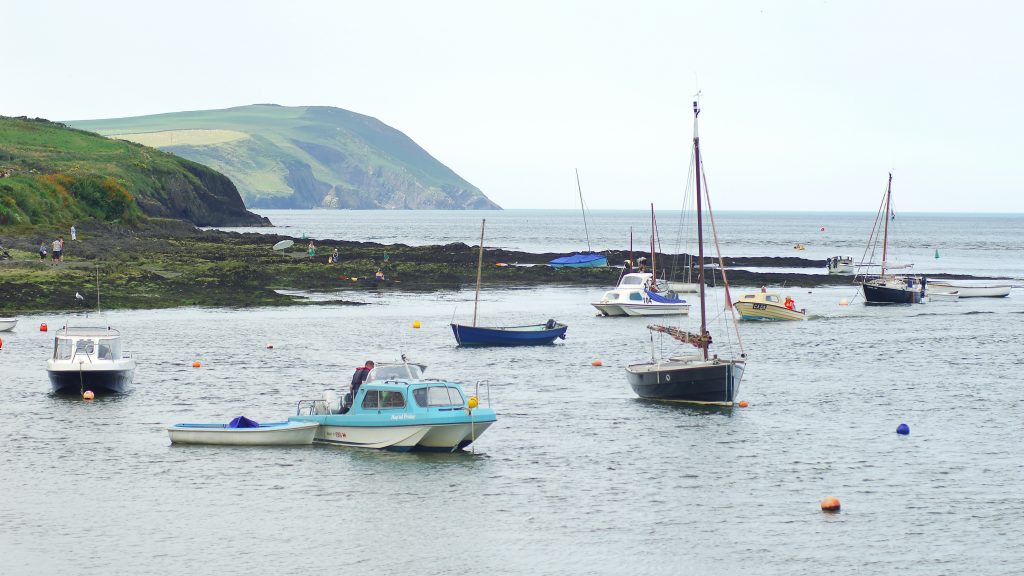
top-left (859, 173), bottom-right (925, 304)
top-left (625, 100), bottom-right (746, 406)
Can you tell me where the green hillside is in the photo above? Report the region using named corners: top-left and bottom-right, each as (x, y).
top-left (70, 104), bottom-right (500, 210)
top-left (0, 116), bottom-right (266, 228)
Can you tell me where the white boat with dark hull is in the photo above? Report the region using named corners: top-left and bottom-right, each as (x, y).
top-left (858, 174), bottom-right (925, 304)
top-left (0, 318), bottom-right (17, 332)
top-left (927, 282), bottom-right (1010, 298)
top-left (168, 418), bottom-right (318, 445)
top-left (625, 100), bottom-right (746, 406)
top-left (827, 256), bottom-right (855, 275)
top-left (47, 326), bottom-right (135, 394)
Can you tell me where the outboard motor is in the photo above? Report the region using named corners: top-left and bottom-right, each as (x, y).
top-left (322, 389), bottom-right (341, 414)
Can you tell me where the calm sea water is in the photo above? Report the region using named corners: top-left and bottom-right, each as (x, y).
top-left (3, 210), bottom-right (1024, 575)
top-left (221, 209), bottom-right (1024, 280)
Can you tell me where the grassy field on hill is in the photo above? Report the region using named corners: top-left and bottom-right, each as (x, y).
top-left (0, 116), bottom-right (264, 228)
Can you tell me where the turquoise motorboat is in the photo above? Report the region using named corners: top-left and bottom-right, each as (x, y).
top-left (290, 364), bottom-right (496, 452)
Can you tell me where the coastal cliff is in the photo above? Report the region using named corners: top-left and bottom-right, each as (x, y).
top-left (70, 104), bottom-right (500, 211)
top-left (0, 116), bottom-right (267, 227)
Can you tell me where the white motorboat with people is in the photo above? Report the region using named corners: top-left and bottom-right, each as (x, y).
top-left (291, 361), bottom-right (496, 452)
top-left (591, 272), bottom-right (690, 316)
top-left (733, 287), bottom-right (806, 321)
top-left (0, 317), bottom-right (17, 332)
top-left (826, 256), bottom-right (855, 275)
top-left (47, 325), bottom-right (136, 394)
top-left (168, 417), bottom-right (318, 445)
top-left (926, 282), bottom-right (1011, 298)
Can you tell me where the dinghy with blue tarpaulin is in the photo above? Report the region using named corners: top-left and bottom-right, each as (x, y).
top-left (548, 253), bottom-right (608, 267)
top-left (167, 419), bottom-right (319, 445)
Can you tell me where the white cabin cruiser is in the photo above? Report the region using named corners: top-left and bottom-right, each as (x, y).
top-left (47, 326), bottom-right (135, 394)
top-left (827, 256), bottom-right (855, 275)
top-left (591, 272), bottom-right (690, 317)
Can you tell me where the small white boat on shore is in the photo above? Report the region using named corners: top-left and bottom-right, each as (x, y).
top-left (168, 417), bottom-right (318, 446)
top-left (0, 318), bottom-right (17, 332)
top-left (927, 282), bottom-right (1011, 298)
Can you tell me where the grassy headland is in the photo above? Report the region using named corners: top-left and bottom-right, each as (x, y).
top-left (0, 116), bottom-right (265, 228)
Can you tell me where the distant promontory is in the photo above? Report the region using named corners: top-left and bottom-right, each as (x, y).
top-left (70, 104), bottom-right (500, 211)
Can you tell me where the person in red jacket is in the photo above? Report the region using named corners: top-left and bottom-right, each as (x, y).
top-left (350, 360), bottom-right (375, 400)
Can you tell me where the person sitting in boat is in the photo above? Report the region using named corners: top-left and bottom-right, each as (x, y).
top-left (784, 296), bottom-right (795, 310)
top-left (350, 360), bottom-right (375, 399)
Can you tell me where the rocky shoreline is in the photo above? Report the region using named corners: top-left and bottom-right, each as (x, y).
top-left (0, 220), bottom-right (1003, 313)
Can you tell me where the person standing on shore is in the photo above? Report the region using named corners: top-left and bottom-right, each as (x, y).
top-left (39, 241), bottom-right (47, 261)
top-left (51, 238), bottom-right (61, 264)
top-left (70, 225), bottom-right (77, 241)
top-left (307, 240), bottom-right (316, 259)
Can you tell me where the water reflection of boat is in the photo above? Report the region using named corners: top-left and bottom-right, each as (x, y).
top-left (168, 418), bottom-right (318, 445)
top-left (47, 326), bottom-right (135, 394)
top-left (291, 364), bottom-right (496, 452)
top-left (733, 290), bottom-right (806, 321)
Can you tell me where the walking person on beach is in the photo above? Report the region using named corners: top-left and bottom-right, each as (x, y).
top-left (51, 238), bottom-right (62, 264)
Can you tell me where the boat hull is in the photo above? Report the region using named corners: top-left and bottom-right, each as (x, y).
top-left (626, 359), bottom-right (744, 405)
top-left (861, 281), bottom-right (922, 304)
top-left (305, 421), bottom-right (494, 452)
top-left (167, 422), bottom-right (319, 445)
top-left (620, 303), bottom-right (690, 316)
top-left (48, 366), bottom-right (134, 394)
top-left (0, 318), bottom-right (17, 332)
top-left (451, 323), bottom-right (567, 346)
top-left (733, 301), bottom-right (806, 321)
top-left (592, 303), bottom-right (628, 316)
top-left (927, 282), bottom-right (1011, 298)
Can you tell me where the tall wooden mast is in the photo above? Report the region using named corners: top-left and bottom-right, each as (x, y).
top-left (881, 173), bottom-right (892, 278)
top-left (693, 100), bottom-right (708, 360)
top-left (472, 219), bottom-right (486, 326)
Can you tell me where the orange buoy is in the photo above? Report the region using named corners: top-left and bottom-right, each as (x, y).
top-left (192, 361), bottom-right (201, 368)
top-left (82, 390), bottom-right (95, 400)
top-left (738, 400), bottom-right (749, 408)
top-left (0, 337), bottom-right (3, 350)
top-left (820, 496), bottom-right (841, 512)
top-left (413, 320), bottom-right (421, 329)
top-left (591, 360), bottom-right (603, 367)
top-left (40, 323), bottom-right (48, 332)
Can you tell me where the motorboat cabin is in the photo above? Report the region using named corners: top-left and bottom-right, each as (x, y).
top-left (47, 326), bottom-right (136, 394)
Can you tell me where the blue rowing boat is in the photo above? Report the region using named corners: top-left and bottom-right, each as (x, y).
top-left (451, 321), bottom-right (568, 346)
top-left (548, 252), bottom-right (607, 268)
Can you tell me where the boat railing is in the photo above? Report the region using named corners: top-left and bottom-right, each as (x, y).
top-left (474, 379), bottom-right (492, 408)
top-left (295, 399), bottom-right (331, 416)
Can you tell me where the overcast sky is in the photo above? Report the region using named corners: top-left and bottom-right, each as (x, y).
top-left (4, 1), bottom-right (1022, 212)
